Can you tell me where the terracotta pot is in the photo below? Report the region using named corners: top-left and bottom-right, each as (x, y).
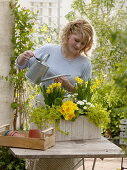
top-left (29, 129), bottom-right (41, 138)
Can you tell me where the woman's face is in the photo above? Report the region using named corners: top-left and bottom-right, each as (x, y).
top-left (67, 32), bottom-right (85, 56)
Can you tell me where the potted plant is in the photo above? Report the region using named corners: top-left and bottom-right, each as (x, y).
top-left (30, 77), bottom-right (110, 141)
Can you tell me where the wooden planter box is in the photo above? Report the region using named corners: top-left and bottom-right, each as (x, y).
top-left (31, 116), bottom-right (101, 142)
top-left (55, 116), bottom-right (101, 141)
top-left (0, 125), bottom-right (55, 150)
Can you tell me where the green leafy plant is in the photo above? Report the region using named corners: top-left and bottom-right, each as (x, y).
top-left (91, 77), bottom-right (127, 137)
top-left (41, 83), bottom-right (66, 107)
top-left (113, 59), bottom-right (127, 89)
top-left (86, 103), bottom-right (110, 129)
top-left (30, 105), bottom-right (61, 128)
top-left (9, 0), bottom-right (37, 130)
top-left (9, 0), bottom-right (60, 130)
top-left (0, 147), bottom-right (25, 170)
top-left (30, 78), bottom-right (110, 129)
top-left (74, 76), bottom-right (92, 102)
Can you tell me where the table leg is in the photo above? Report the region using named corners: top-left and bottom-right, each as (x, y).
top-left (71, 158), bottom-right (84, 170)
top-left (92, 158), bottom-right (97, 170)
top-left (121, 158), bottom-right (124, 170)
top-left (82, 158), bottom-right (85, 170)
top-left (33, 159), bottom-right (39, 170)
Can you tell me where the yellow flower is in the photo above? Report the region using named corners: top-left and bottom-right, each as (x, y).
top-left (41, 25), bottom-right (48, 33)
top-left (46, 82), bottom-right (62, 94)
top-left (46, 88), bottom-right (51, 94)
top-left (46, 37), bottom-right (51, 43)
top-left (51, 83), bottom-right (57, 88)
top-left (75, 76), bottom-right (83, 84)
top-left (59, 100), bottom-right (78, 120)
top-left (85, 81), bottom-right (88, 85)
top-left (91, 79), bottom-right (101, 89)
top-left (56, 82), bottom-right (61, 88)
top-left (64, 112), bottom-right (76, 120)
top-left (29, 27), bottom-right (36, 33)
top-left (46, 85), bottom-right (53, 93)
top-left (52, 82), bottom-right (61, 88)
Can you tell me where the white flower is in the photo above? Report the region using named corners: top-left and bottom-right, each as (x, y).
top-left (66, 94), bottom-right (72, 98)
top-left (73, 93), bottom-right (78, 96)
top-left (63, 98), bottom-right (73, 102)
top-left (83, 106), bottom-right (87, 110)
top-left (90, 104), bottom-right (95, 107)
top-left (77, 101), bottom-right (84, 105)
top-left (83, 100), bottom-right (87, 103)
top-left (86, 102), bottom-right (92, 105)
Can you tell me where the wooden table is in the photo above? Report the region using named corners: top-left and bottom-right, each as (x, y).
top-left (10, 137), bottom-right (126, 170)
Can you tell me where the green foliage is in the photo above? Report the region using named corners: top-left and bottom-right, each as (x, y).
top-left (113, 59), bottom-right (127, 89)
top-left (9, 0), bottom-right (37, 129)
top-left (91, 78), bottom-right (127, 137)
top-left (0, 147), bottom-right (25, 170)
top-left (41, 84), bottom-right (66, 107)
top-left (75, 79), bottom-right (92, 102)
top-left (35, 24), bottom-right (59, 45)
top-left (30, 105), bottom-right (61, 128)
top-left (30, 79), bottom-right (110, 129)
top-left (66, 0), bottom-right (127, 76)
top-left (86, 103), bottom-right (110, 129)
top-left (9, 0), bottom-right (60, 129)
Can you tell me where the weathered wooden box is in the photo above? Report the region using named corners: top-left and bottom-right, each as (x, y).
top-left (0, 125), bottom-right (55, 150)
top-left (31, 116), bottom-right (101, 142)
top-left (55, 116), bottom-right (101, 141)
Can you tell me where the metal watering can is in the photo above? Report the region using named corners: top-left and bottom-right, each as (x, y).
top-left (25, 53), bottom-right (50, 85)
top-left (25, 53), bottom-right (69, 85)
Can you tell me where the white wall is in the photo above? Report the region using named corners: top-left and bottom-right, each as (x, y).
top-left (0, 0), bottom-right (14, 127)
top-left (60, 0), bottom-right (73, 25)
top-left (18, 0), bottom-right (73, 27)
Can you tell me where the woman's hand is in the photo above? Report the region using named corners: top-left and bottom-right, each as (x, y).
top-left (54, 76), bottom-right (75, 92)
top-left (17, 50), bottom-right (34, 66)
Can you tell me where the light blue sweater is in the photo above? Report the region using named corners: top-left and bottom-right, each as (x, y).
top-left (17, 44), bottom-right (92, 87)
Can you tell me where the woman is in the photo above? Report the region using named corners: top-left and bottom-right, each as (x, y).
top-left (17, 19), bottom-right (94, 92)
top-left (17, 19), bottom-right (95, 170)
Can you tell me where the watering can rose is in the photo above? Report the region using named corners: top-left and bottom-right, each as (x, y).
top-left (59, 100), bottom-right (78, 120)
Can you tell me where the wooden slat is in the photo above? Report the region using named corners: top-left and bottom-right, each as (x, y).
top-left (55, 116), bottom-right (101, 141)
top-left (121, 125), bottom-right (127, 131)
top-left (120, 132), bottom-right (127, 138)
top-left (120, 139), bottom-right (127, 145)
top-left (120, 119), bottom-right (127, 125)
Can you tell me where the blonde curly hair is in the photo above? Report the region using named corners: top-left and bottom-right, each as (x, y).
top-left (60, 19), bottom-right (94, 55)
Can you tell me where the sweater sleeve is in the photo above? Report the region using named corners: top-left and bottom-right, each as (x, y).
top-left (16, 44), bottom-right (51, 69)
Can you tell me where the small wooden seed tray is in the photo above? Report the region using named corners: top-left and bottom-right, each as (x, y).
top-left (0, 124), bottom-right (55, 150)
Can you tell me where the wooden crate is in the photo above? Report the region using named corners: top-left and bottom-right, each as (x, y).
top-left (0, 125), bottom-right (55, 150)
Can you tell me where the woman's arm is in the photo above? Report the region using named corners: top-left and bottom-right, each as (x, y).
top-left (17, 50), bottom-right (34, 66)
top-left (54, 76), bottom-right (75, 92)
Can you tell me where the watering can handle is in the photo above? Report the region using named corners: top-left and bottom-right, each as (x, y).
top-left (42, 53), bottom-right (50, 63)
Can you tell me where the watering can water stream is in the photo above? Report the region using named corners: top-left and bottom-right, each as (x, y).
top-left (25, 53), bottom-right (69, 85)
